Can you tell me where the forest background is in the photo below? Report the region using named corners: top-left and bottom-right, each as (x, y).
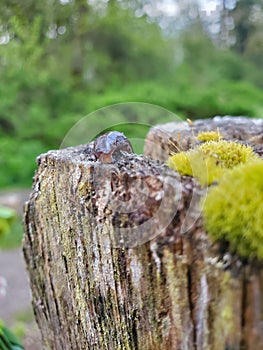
top-left (0, 0), bottom-right (263, 189)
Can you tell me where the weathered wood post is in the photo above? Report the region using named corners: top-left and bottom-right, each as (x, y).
top-left (23, 117), bottom-right (263, 350)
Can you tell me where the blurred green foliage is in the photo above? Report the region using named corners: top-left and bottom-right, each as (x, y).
top-left (0, 320), bottom-right (24, 350)
top-left (0, 206), bottom-right (21, 249)
top-left (0, 206), bottom-right (16, 238)
top-left (0, 218), bottom-right (23, 249)
top-left (0, 0), bottom-right (262, 188)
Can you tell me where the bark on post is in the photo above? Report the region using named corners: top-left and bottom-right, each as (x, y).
top-left (23, 117), bottom-right (263, 350)
top-left (144, 116), bottom-right (263, 162)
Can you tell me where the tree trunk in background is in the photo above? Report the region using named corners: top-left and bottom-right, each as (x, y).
top-left (23, 117), bottom-right (263, 350)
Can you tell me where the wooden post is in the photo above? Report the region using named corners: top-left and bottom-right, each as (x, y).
top-left (23, 117), bottom-right (263, 350)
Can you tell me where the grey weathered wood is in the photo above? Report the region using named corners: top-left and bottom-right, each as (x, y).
top-left (23, 116), bottom-right (263, 350)
top-left (144, 116), bottom-right (263, 162)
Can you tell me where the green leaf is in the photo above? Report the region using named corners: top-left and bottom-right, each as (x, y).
top-left (0, 320), bottom-right (24, 350)
top-left (0, 324), bottom-right (24, 350)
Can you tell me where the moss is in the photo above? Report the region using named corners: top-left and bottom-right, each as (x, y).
top-left (167, 152), bottom-right (193, 176)
top-left (198, 141), bottom-right (257, 168)
top-left (196, 131), bottom-right (222, 142)
top-left (167, 140), bottom-right (258, 186)
top-left (211, 271), bottom-right (239, 347)
top-left (203, 160), bottom-right (263, 260)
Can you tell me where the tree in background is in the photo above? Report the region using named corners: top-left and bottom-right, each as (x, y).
top-left (230, 0), bottom-right (262, 54)
top-left (0, 0), bottom-right (173, 87)
top-left (209, 0), bottom-right (263, 58)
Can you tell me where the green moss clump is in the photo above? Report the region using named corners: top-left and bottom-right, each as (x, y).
top-left (203, 160), bottom-right (263, 260)
top-left (167, 140), bottom-right (258, 186)
top-left (198, 140), bottom-right (257, 168)
top-left (167, 152), bottom-right (193, 176)
top-left (196, 131), bottom-right (222, 142)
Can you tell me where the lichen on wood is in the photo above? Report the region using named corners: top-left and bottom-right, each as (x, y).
top-left (23, 116), bottom-right (263, 350)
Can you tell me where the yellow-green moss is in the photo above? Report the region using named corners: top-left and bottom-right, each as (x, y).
top-left (203, 160), bottom-right (263, 260)
top-left (167, 140), bottom-right (258, 186)
top-left (198, 141), bottom-right (257, 168)
top-left (167, 152), bottom-right (193, 176)
top-left (196, 131), bottom-right (222, 142)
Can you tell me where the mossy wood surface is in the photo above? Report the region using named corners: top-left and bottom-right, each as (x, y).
top-left (144, 116), bottom-right (263, 162)
top-left (23, 117), bottom-right (263, 350)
